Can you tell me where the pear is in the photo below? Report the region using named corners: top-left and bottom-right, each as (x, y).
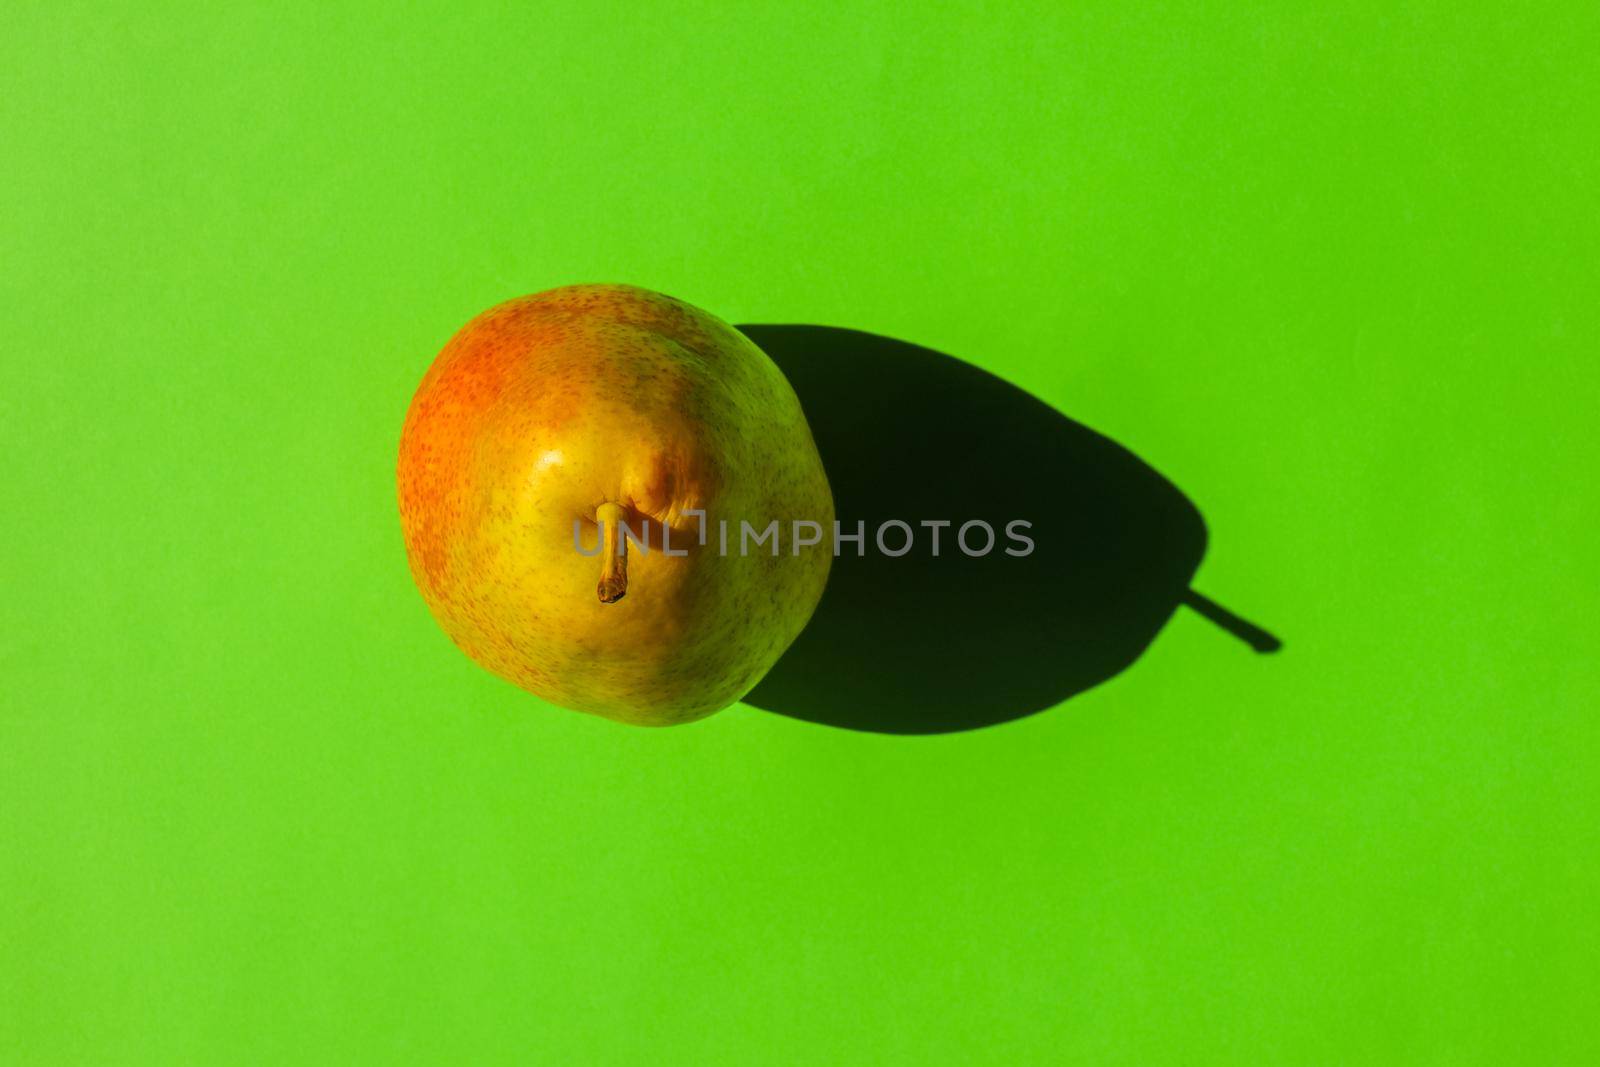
top-left (397, 284), bottom-right (834, 726)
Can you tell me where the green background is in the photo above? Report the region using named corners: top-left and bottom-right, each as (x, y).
top-left (4, 3), bottom-right (1596, 1063)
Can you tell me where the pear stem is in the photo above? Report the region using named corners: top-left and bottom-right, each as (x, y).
top-left (596, 502), bottom-right (628, 603)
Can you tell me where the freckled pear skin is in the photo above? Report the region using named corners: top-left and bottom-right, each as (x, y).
top-left (396, 284), bottom-right (834, 726)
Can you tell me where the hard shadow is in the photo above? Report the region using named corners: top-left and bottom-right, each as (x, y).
top-left (738, 324), bottom-right (1278, 735)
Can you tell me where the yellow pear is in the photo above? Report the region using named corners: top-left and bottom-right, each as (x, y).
top-left (397, 284), bottom-right (834, 725)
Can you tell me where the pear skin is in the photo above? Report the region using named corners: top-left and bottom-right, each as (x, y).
top-left (397, 284), bottom-right (834, 725)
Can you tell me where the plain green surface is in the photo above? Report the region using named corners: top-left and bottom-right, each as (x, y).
top-left (3, 3), bottom-right (1597, 1063)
